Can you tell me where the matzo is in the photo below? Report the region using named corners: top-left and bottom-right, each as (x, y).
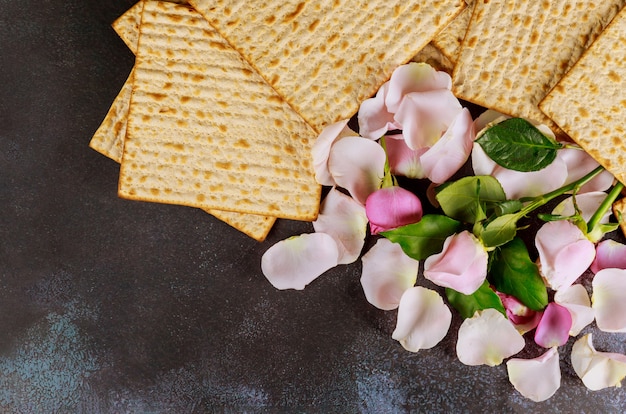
top-left (432, 0), bottom-right (474, 63)
top-left (452, 0), bottom-right (625, 129)
top-left (613, 197), bottom-right (626, 238)
top-left (118, 1), bottom-right (321, 221)
top-left (540, 5), bottom-right (626, 186)
top-left (93, 1), bottom-right (277, 241)
top-left (188, 0), bottom-right (466, 132)
top-left (411, 43), bottom-right (454, 74)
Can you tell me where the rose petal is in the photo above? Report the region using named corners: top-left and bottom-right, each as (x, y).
top-left (312, 119), bottom-right (358, 186)
top-left (392, 286), bottom-right (452, 352)
top-left (312, 188), bottom-right (368, 264)
top-left (534, 303), bottom-right (572, 348)
top-left (261, 233), bottom-right (339, 290)
top-left (592, 268), bottom-right (626, 332)
top-left (385, 62), bottom-right (452, 113)
top-left (358, 83), bottom-right (400, 140)
top-left (497, 292), bottom-right (542, 334)
top-left (507, 347), bottom-right (561, 402)
top-left (473, 109), bottom-right (508, 134)
top-left (559, 146), bottom-right (614, 193)
top-left (535, 221), bottom-right (596, 291)
top-left (420, 108), bottom-right (475, 184)
top-left (591, 239), bottom-right (626, 273)
top-left (327, 136), bottom-right (386, 204)
top-left (385, 136), bottom-right (428, 179)
top-left (424, 231), bottom-right (488, 295)
top-left (360, 238), bottom-right (419, 310)
top-left (365, 186), bottom-right (423, 235)
top-left (571, 334), bottom-right (626, 391)
top-left (551, 192), bottom-right (612, 224)
top-left (394, 89), bottom-right (462, 150)
top-left (456, 308), bottom-right (525, 366)
top-left (554, 284), bottom-right (594, 336)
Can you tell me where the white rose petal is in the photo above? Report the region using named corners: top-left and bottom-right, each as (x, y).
top-left (392, 287), bottom-right (451, 352)
top-left (592, 268), bottom-right (626, 332)
top-left (456, 308), bottom-right (525, 366)
top-left (507, 347), bottom-right (561, 402)
top-left (571, 334), bottom-right (626, 391)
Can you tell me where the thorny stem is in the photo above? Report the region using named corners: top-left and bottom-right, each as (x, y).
top-left (587, 181), bottom-right (625, 233)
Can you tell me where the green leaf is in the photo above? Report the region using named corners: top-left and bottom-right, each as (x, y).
top-left (480, 213), bottom-right (519, 248)
top-left (435, 176), bottom-right (506, 224)
top-left (445, 281), bottom-right (506, 319)
top-left (381, 215), bottom-right (462, 260)
top-left (489, 237), bottom-right (548, 311)
top-left (476, 118), bottom-right (562, 172)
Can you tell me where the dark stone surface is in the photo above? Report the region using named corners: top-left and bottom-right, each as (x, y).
top-left (1, 1), bottom-right (624, 412)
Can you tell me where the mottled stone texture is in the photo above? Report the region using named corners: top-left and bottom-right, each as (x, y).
top-left (0, 1), bottom-right (624, 412)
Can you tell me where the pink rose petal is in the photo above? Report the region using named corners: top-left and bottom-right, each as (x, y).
top-left (591, 239), bottom-right (626, 273)
top-left (327, 136), bottom-right (386, 205)
top-left (497, 292), bottom-right (542, 334)
top-left (456, 308), bottom-right (525, 366)
top-left (534, 303), bottom-right (572, 348)
top-left (571, 334), bottom-right (626, 391)
top-left (358, 83), bottom-right (400, 140)
top-left (312, 119), bottom-right (358, 186)
top-left (559, 146), bottom-right (614, 193)
top-left (392, 286), bottom-right (452, 352)
top-left (535, 221), bottom-right (596, 291)
top-left (506, 347), bottom-right (561, 402)
top-left (394, 89), bottom-right (462, 150)
top-left (554, 284), bottom-right (594, 336)
top-left (385, 62), bottom-right (452, 113)
top-left (313, 188), bottom-right (368, 264)
top-left (261, 233), bottom-right (339, 290)
top-left (592, 268), bottom-right (626, 332)
top-left (360, 239), bottom-right (419, 310)
top-left (365, 186), bottom-right (423, 235)
top-left (385, 136), bottom-right (428, 179)
top-left (424, 231), bottom-right (488, 295)
top-left (420, 108), bottom-right (475, 184)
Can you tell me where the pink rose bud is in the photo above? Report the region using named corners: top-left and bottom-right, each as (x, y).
top-left (365, 186), bottom-right (423, 234)
top-left (534, 302), bottom-right (572, 348)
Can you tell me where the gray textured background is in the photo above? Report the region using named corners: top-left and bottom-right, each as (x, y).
top-left (1, 0), bottom-right (625, 412)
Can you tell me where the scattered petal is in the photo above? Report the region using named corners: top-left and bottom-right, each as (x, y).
top-left (456, 308), bottom-right (525, 366)
top-left (571, 334), bottom-right (626, 391)
top-left (358, 83), bottom-right (400, 139)
top-left (507, 347), bottom-right (561, 402)
top-left (592, 268), bottom-right (626, 332)
top-left (395, 90), bottom-right (462, 150)
top-left (385, 62), bottom-right (452, 113)
top-left (535, 221), bottom-right (596, 291)
top-left (591, 239), bottom-right (626, 273)
top-left (424, 231), bottom-right (488, 295)
top-left (365, 186), bottom-right (423, 234)
top-left (360, 238), bottom-right (419, 310)
top-left (392, 286), bottom-right (452, 352)
top-left (327, 136), bottom-right (386, 204)
top-left (554, 284), bottom-right (594, 336)
top-left (312, 119), bottom-right (358, 186)
top-left (497, 292), bottom-right (542, 334)
top-left (385, 136), bottom-right (428, 179)
top-left (534, 303), bottom-right (572, 348)
top-left (261, 233), bottom-right (339, 290)
top-left (473, 109), bottom-right (508, 133)
top-left (313, 188), bottom-right (368, 264)
top-left (552, 192), bottom-right (612, 223)
top-left (559, 146), bottom-right (614, 193)
top-left (420, 108), bottom-right (475, 184)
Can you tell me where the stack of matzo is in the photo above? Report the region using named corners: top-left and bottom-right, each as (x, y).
top-left (92, 0), bottom-right (466, 240)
